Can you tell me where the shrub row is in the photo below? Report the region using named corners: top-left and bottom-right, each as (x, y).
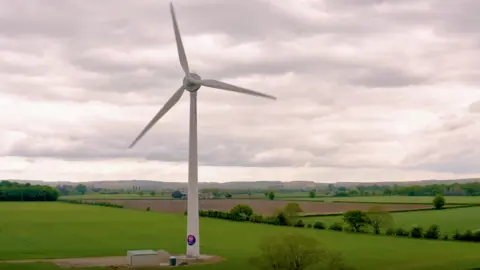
top-left (186, 209), bottom-right (291, 226)
top-left (189, 205), bottom-right (480, 244)
top-left (453, 229), bottom-right (480, 242)
top-left (62, 199), bottom-right (124, 208)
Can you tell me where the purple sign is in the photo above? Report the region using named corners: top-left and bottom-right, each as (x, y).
top-left (187, 234), bottom-right (196, 246)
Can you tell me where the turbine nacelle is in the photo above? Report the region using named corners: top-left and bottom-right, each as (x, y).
top-left (184, 73), bottom-right (202, 92)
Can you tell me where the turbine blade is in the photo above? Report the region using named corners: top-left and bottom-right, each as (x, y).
top-left (128, 86), bottom-right (185, 148)
top-left (193, 79), bottom-right (277, 100)
top-left (170, 2), bottom-right (189, 75)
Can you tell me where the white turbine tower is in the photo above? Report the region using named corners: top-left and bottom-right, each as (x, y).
top-left (128, 2), bottom-right (276, 258)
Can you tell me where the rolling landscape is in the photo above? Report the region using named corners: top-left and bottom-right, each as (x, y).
top-left (1, 179), bottom-right (479, 269)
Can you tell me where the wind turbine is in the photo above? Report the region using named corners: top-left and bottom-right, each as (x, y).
top-left (128, 2), bottom-right (276, 258)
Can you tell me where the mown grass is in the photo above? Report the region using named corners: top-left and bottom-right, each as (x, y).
top-left (300, 206), bottom-right (480, 235)
top-left (0, 202), bottom-right (479, 270)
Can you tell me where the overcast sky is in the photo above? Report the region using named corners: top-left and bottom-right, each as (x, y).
top-left (1, 0), bottom-right (480, 183)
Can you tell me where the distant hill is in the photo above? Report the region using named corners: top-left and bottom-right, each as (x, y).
top-left (3, 178), bottom-right (479, 191)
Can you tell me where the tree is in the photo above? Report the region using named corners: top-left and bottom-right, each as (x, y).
top-left (308, 189), bottom-right (316, 198)
top-left (171, 190), bottom-right (183, 199)
top-left (433, 194), bottom-right (445, 209)
top-left (150, 191), bottom-right (156, 196)
top-left (250, 233), bottom-right (324, 270)
top-left (366, 206), bottom-right (394, 234)
top-left (283, 202), bottom-right (303, 218)
top-left (0, 181), bottom-right (59, 201)
top-left (75, 184), bottom-right (87, 195)
top-left (268, 191), bottom-right (275, 200)
top-left (249, 233), bottom-right (354, 270)
top-left (225, 192), bottom-right (232, 198)
top-left (230, 204), bottom-right (254, 218)
top-left (343, 210), bottom-right (370, 232)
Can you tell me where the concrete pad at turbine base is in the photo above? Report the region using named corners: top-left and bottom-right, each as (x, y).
top-left (164, 254), bottom-right (223, 266)
top-left (1, 254), bottom-right (225, 268)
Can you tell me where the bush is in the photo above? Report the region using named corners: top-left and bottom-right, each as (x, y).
top-left (453, 230), bottom-right (462, 240)
top-left (230, 204), bottom-right (254, 218)
top-left (306, 223), bottom-right (312, 228)
top-left (395, 227), bottom-right (409, 237)
top-left (294, 219), bottom-right (305, 228)
top-left (267, 191), bottom-right (275, 200)
top-left (424, 224), bottom-right (440, 239)
top-left (433, 194), bottom-right (445, 209)
top-left (276, 211), bottom-right (290, 226)
top-left (442, 235), bottom-right (449, 241)
top-left (283, 202), bottom-right (303, 217)
top-left (343, 225), bottom-right (355, 232)
top-left (146, 207), bottom-right (151, 211)
top-left (367, 206), bottom-right (394, 235)
top-left (249, 233), bottom-right (354, 270)
top-left (343, 210), bottom-right (370, 232)
top-left (385, 228), bottom-right (395, 236)
top-left (461, 230), bottom-right (474, 241)
top-left (171, 190), bottom-right (183, 199)
top-left (410, 225), bottom-right (423, 238)
top-left (329, 222), bottom-right (343, 231)
top-left (473, 229), bottom-right (480, 242)
top-left (249, 214), bottom-right (264, 223)
top-left (313, 221), bottom-right (326, 230)
top-left (453, 229), bottom-right (480, 242)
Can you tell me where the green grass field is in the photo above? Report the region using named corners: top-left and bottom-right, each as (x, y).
top-left (301, 206), bottom-right (480, 235)
top-left (289, 196), bottom-right (480, 205)
top-left (0, 202), bottom-right (479, 270)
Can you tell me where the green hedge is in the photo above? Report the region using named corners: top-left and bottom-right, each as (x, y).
top-left (188, 205), bottom-right (480, 244)
top-left (62, 199), bottom-right (123, 208)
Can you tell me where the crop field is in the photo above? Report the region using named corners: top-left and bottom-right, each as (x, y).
top-left (0, 202), bottom-right (479, 270)
top-left (296, 196), bottom-right (480, 205)
top-left (81, 199), bottom-right (435, 215)
top-left (301, 206), bottom-right (480, 235)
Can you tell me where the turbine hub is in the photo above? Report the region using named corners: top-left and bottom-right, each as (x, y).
top-left (184, 73), bottom-right (201, 92)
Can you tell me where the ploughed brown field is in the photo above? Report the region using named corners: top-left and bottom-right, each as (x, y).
top-left (82, 199), bottom-right (434, 215)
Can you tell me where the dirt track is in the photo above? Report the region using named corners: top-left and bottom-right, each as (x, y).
top-left (83, 199), bottom-right (433, 215)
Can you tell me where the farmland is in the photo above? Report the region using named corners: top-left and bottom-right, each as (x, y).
top-left (80, 198), bottom-right (436, 215)
top-left (301, 206), bottom-right (480, 234)
top-left (1, 202), bottom-right (480, 270)
top-left (308, 196), bottom-right (480, 205)
top-left (62, 193), bottom-right (480, 205)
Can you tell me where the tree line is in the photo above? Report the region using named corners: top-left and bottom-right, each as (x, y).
top-left (0, 181), bottom-right (59, 201)
top-left (320, 182), bottom-right (480, 197)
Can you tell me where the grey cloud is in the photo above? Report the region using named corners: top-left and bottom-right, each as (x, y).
top-left (469, 101), bottom-right (480, 113)
top-left (3, 0), bottom-right (480, 174)
top-left (348, 67), bottom-right (430, 88)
